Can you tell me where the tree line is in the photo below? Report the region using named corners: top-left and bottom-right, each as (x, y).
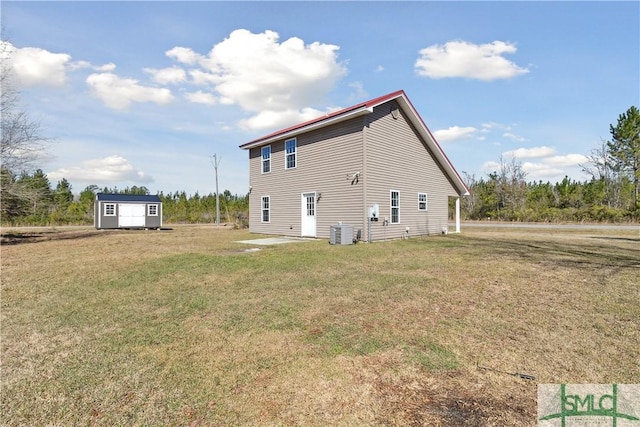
top-left (460, 106), bottom-right (639, 222)
top-left (460, 165), bottom-right (638, 223)
top-left (0, 172), bottom-right (249, 227)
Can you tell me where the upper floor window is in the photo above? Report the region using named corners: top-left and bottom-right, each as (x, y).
top-left (390, 190), bottom-right (400, 224)
top-left (285, 138), bottom-right (297, 169)
top-left (418, 193), bottom-right (427, 211)
top-left (104, 203), bottom-right (116, 216)
top-left (261, 146), bottom-right (271, 174)
top-left (148, 204), bottom-right (159, 216)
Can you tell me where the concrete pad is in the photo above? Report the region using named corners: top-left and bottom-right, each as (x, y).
top-left (236, 236), bottom-right (316, 245)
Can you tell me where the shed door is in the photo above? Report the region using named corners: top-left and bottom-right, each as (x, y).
top-left (301, 193), bottom-right (316, 237)
top-left (119, 204), bottom-right (146, 227)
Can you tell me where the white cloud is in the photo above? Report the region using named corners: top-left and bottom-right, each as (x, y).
top-left (68, 60), bottom-right (91, 71)
top-left (415, 40), bottom-right (530, 81)
top-left (48, 155), bottom-right (153, 184)
top-left (481, 122), bottom-right (512, 132)
top-left (485, 150), bottom-right (589, 181)
top-left (522, 161), bottom-right (564, 178)
top-left (433, 126), bottom-right (478, 142)
top-left (86, 72), bottom-right (174, 110)
top-left (69, 61), bottom-right (116, 72)
top-left (185, 90), bottom-right (217, 105)
top-left (238, 107), bottom-right (324, 132)
top-left (188, 69), bottom-right (219, 86)
top-left (95, 62), bottom-right (116, 72)
top-left (167, 29), bottom-right (347, 131)
top-left (347, 81), bottom-right (368, 101)
top-left (543, 154), bottom-right (589, 167)
top-left (503, 146), bottom-right (556, 159)
top-left (375, 65), bottom-right (384, 72)
top-left (502, 132), bottom-right (526, 142)
top-left (166, 46), bottom-right (203, 66)
top-left (144, 66), bottom-right (187, 84)
top-left (1, 41), bottom-right (71, 87)
top-left (481, 160), bottom-right (501, 172)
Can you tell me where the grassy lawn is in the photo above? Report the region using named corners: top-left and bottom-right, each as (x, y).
top-left (1, 225), bottom-right (639, 426)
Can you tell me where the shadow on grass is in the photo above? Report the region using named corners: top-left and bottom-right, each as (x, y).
top-left (0, 230), bottom-right (102, 245)
top-left (0, 228), bottom-right (174, 245)
top-left (464, 236), bottom-right (640, 271)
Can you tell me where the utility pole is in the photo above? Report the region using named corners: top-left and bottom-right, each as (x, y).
top-left (211, 154), bottom-right (221, 226)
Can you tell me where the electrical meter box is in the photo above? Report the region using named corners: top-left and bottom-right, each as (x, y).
top-left (368, 204), bottom-right (380, 221)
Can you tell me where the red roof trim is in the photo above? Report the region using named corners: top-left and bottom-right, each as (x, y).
top-left (239, 90), bottom-right (406, 148)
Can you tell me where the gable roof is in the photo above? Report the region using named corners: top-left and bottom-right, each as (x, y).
top-left (96, 193), bottom-right (161, 203)
top-left (239, 90), bottom-right (469, 195)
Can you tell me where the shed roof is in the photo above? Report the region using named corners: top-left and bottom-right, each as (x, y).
top-left (96, 193), bottom-right (161, 203)
top-left (239, 90), bottom-right (469, 195)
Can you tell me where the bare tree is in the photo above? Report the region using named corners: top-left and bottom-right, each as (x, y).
top-left (1, 41), bottom-right (49, 172)
top-left (460, 171), bottom-right (479, 218)
top-left (1, 40), bottom-right (52, 221)
top-left (581, 139), bottom-right (622, 208)
top-left (496, 155), bottom-right (528, 216)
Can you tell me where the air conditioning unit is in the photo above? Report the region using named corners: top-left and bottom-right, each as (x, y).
top-left (329, 224), bottom-right (354, 245)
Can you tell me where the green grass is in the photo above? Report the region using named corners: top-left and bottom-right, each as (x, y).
top-left (1, 225), bottom-right (639, 425)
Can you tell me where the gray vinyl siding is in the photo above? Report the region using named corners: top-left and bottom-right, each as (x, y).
top-left (248, 117), bottom-right (365, 239)
top-left (364, 101), bottom-right (458, 240)
top-left (95, 202), bottom-right (118, 229)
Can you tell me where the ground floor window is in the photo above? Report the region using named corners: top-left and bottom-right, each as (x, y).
top-left (148, 204), bottom-right (158, 216)
top-left (390, 190), bottom-right (400, 223)
top-left (261, 196), bottom-right (270, 223)
top-left (418, 193), bottom-right (427, 211)
top-left (104, 203), bottom-right (116, 216)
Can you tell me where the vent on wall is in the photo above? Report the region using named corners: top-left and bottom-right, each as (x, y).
top-left (330, 224), bottom-right (354, 245)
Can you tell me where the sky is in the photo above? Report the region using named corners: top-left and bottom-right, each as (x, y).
top-left (2, 1), bottom-right (639, 197)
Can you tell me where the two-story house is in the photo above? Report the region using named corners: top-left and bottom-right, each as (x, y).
top-left (239, 90), bottom-right (469, 242)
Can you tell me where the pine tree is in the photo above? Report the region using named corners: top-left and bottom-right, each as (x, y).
top-left (607, 106), bottom-right (640, 209)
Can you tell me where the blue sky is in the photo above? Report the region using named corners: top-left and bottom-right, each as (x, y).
top-left (2, 1), bottom-right (638, 196)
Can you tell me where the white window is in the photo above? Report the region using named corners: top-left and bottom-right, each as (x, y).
top-left (262, 146), bottom-right (271, 174)
top-left (261, 196), bottom-right (270, 223)
top-left (390, 191), bottom-right (400, 224)
top-left (418, 193), bottom-right (428, 211)
top-left (285, 138), bottom-right (297, 169)
top-left (148, 204), bottom-right (158, 216)
top-left (104, 203), bottom-right (116, 216)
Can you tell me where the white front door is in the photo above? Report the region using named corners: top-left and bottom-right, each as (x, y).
top-left (119, 204), bottom-right (146, 227)
top-left (301, 192), bottom-right (316, 237)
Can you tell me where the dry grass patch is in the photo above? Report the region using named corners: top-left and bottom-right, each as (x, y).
top-left (1, 225), bottom-right (638, 425)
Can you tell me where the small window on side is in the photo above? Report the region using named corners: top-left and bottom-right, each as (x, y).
top-left (261, 196), bottom-right (270, 223)
top-left (104, 203), bottom-right (116, 216)
top-left (418, 193), bottom-right (427, 211)
top-left (390, 190), bottom-right (400, 224)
